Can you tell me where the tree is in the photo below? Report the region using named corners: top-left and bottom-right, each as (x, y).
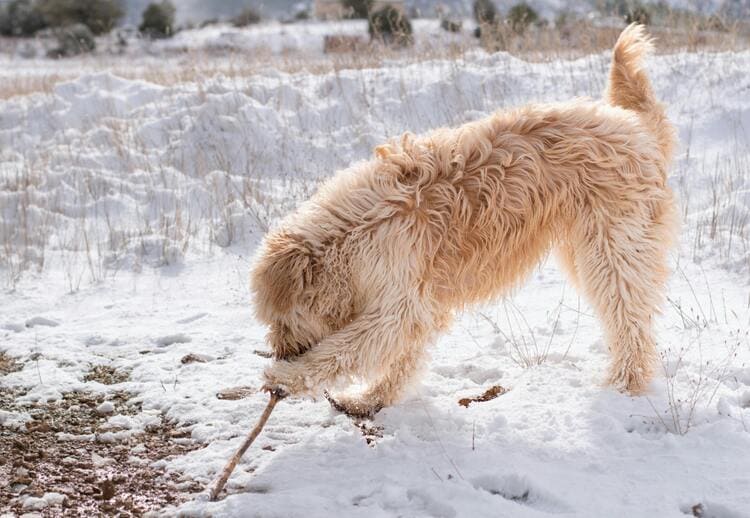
top-left (139, 0), bottom-right (175, 39)
top-left (48, 22), bottom-right (96, 57)
top-left (38, 0), bottom-right (123, 35)
top-left (368, 5), bottom-right (412, 46)
top-left (0, 0), bottom-right (47, 36)
top-left (507, 2), bottom-right (538, 34)
top-left (341, 0), bottom-right (372, 19)
top-left (473, 0), bottom-right (497, 24)
top-left (625, 4), bottom-right (651, 25)
top-left (232, 7), bottom-right (261, 27)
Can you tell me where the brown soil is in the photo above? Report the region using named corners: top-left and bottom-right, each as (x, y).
top-left (0, 352), bottom-right (22, 376)
top-left (83, 365), bottom-right (131, 385)
top-left (0, 387), bottom-right (205, 516)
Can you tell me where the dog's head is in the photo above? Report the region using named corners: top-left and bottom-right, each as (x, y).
top-left (250, 229), bottom-right (354, 360)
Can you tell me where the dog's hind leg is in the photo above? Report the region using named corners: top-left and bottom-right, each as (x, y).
top-left (571, 198), bottom-right (674, 394)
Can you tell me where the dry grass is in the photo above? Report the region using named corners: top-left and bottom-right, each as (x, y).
top-left (477, 19), bottom-right (750, 59)
top-left (2, 18), bottom-right (749, 100)
top-left (83, 365), bottom-right (130, 385)
top-left (1, 17), bottom-right (748, 293)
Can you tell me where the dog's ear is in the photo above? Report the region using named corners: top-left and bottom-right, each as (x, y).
top-left (252, 232), bottom-right (312, 316)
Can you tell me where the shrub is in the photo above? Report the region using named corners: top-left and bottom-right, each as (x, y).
top-left (699, 14), bottom-right (728, 32)
top-left (625, 4), bottom-right (651, 25)
top-left (341, 0), bottom-right (372, 19)
top-left (605, 0), bottom-right (630, 17)
top-left (473, 0), bottom-right (497, 24)
top-left (47, 22), bottom-right (95, 57)
top-left (440, 18), bottom-right (462, 33)
top-left (0, 0), bottom-right (48, 36)
top-left (37, 0), bottom-right (122, 35)
top-left (475, 21), bottom-right (509, 50)
top-left (232, 7), bottom-right (261, 27)
top-left (368, 5), bottom-right (412, 46)
top-left (139, 0), bottom-right (175, 39)
top-left (507, 2), bottom-right (538, 34)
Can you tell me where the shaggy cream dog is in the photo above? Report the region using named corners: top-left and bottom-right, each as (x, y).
top-left (251, 24), bottom-right (677, 417)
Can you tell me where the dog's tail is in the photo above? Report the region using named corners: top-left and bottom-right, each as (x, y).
top-left (607, 23), bottom-right (675, 164)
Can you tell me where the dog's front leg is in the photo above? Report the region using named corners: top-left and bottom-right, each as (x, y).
top-left (261, 309), bottom-right (395, 397)
top-left (262, 301), bottom-right (432, 406)
top-left (325, 334), bottom-right (431, 418)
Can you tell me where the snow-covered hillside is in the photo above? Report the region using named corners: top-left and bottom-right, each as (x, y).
top-left (2, 43), bottom-right (750, 516)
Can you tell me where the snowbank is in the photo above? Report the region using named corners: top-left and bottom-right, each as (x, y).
top-left (3, 49), bottom-right (750, 282)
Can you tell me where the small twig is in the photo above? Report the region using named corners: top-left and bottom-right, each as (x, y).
top-left (210, 389), bottom-right (287, 501)
top-left (30, 352), bottom-right (43, 384)
top-left (477, 311), bottom-right (501, 334)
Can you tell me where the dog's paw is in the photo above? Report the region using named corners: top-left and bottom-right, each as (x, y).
top-left (324, 391), bottom-right (383, 419)
top-left (263, 361), bottom-right (311, 396)
top-left (607, 365), bottom-right (651, 395)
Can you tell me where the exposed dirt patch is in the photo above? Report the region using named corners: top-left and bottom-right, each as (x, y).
top-left (0, 351), bottom-right (22, 375)
top-left (83, 365), bottom-right (130, 385)
top-left (0, 388), bottom-right (204, 516)
top-left (357, 423), bottom-right (384, 446)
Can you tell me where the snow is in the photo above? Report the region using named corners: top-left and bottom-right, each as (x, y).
top-left (2, 37), bottom-right (750, 517)
top-left (96, 400), bottom-right (116, 415)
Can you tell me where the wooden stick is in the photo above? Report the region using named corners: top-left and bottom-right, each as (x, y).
top-left (209, 389), bottom-right (286, 501)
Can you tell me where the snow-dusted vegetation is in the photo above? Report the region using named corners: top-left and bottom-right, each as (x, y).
top-left (2, 2), bottom-right (750, 516)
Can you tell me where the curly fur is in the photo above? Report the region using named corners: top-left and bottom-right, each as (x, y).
top-left (250, 24), bottom-right (678, 416)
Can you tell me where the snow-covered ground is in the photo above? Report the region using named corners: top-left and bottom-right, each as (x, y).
top-left (2, 40), bottom-right (750, 516)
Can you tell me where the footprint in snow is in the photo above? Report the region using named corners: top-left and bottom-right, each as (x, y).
top-left (3, 322), bottom-right (25, 333)
top-left (351, 488), bottom-right (456, 518)
top-left (433, 363), bottom-right (503, 384)
top-left (472, 473), bottom-right (570, 514)
top-left (155, 333), bottom-right (192, 347)
top-left (25, 316), bottom-right (60, 328)
top-left (176, 313), bottom-right (208, 324)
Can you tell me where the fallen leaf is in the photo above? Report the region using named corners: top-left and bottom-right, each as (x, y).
top-left (216, 386), bottom-right (255, 400)
top-left (458, 385), bottom-right (509, 408)
top-left (181, 353), bottom-right (212, 364)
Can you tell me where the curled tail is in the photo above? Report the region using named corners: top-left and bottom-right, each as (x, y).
top-left (607, 23), bottom-right (675, 168)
